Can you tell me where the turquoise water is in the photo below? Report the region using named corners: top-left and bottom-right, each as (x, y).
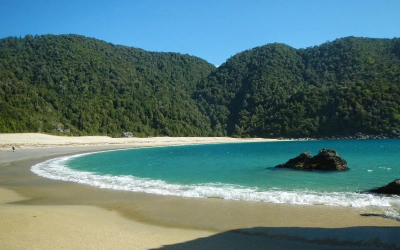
top-left (32, 140), bottom-right (400, 218)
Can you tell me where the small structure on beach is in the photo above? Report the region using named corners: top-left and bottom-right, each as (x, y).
top-left (54, 123), bottom-right (70, 133)
top-left (121, 132), bottom-right (133, 138)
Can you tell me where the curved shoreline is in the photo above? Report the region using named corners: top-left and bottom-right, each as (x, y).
top-left (1, 134), bottom-right (400, 249)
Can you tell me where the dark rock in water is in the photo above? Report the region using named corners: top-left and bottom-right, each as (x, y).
top-left (308, 149), bottom-right (348, 171)
top-left (275, 149), bottom-right (348, 171)
top-left (370, 179), bottom-right (400, 195)
top-left (275, 152), bottom-right (312, 169)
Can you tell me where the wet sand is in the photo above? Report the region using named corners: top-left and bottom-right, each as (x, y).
top-left (0, 134), bottom-right (399, 249)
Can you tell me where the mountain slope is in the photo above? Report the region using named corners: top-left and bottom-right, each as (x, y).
top-left (1, 35), bottom-right (399, 138)
top-left (194, 37), bottom-right (400, 137)
top-left (0, 34), bottom-right (216, 136)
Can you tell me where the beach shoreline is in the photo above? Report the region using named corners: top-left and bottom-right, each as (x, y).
top-left (0, 133), bottom-right (274, 150)
top-left (1, 133), bottom-right (399, 249)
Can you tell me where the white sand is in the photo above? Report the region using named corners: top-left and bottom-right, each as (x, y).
top-left (0, 133), bottom-right (272, 149)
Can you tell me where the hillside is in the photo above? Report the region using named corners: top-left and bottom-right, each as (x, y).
top-left (194, 37), bottom-right (400, 138)
top-left (0, 34), bottom-right (215, 136)
top-left (1, 35), bottom-right (399, 138)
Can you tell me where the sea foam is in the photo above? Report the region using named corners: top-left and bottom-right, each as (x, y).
top-left (31, 153), bottom-right (400, 220)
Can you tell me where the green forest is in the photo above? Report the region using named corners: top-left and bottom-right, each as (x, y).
top-left (1, 34), bottom-right (399, 138)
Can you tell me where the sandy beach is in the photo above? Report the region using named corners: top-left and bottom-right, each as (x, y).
top-left (1, 133), bottom-right (399, 249)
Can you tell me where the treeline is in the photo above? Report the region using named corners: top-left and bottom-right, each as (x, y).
top-left (0, 35), bottom-right (399, 138)
top-left (0, 34), bottom-right (215, 136)
top-left (194, 37), bottom-right (400, 138)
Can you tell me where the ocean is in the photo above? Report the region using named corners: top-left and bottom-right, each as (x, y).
top-left (31, 139), bottom-right (400, 219)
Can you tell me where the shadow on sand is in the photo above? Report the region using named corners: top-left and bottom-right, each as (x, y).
top-left (152, 226), bottom-right (400, 250)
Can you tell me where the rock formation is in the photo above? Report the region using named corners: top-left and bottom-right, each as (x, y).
top-left (275, 149), bottom-right (348, 171)
top-left (369, 179), bottom-right (400, 195)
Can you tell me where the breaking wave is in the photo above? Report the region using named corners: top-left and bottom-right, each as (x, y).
top-left (31, 153), bottom-right (400, 220)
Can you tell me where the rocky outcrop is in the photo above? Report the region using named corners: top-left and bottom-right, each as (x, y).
top-left (278, 131), bottom-right (400, 141)
top-left (275, 149), bottom-right (348, 171)
top-left (275, 152), bottom-right (312, 169)
top-left (369, 179), bottom-right (400, 195)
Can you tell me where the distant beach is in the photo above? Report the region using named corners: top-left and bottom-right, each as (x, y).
top-left (0, 133), bottom-right (399, 249)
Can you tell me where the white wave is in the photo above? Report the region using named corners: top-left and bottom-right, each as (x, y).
top-left (31, 155), bottom-right (400, 219)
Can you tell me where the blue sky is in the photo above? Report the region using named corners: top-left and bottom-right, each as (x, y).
top-left (1, 0), bottom-right (399, 66)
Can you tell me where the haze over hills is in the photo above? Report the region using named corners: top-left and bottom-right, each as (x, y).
top-left (1, 34), bottom-right (399, 138)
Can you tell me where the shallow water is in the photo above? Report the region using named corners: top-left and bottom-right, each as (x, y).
top-left (31, 140), bottom-right (400, 219)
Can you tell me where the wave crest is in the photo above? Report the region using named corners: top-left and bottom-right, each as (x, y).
top-left (31, 154), bottom-right (400, 219)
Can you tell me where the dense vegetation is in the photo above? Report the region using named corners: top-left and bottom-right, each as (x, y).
top-left (195, 37), bottom-right (400, 138)
top-left (1, 35), bottom-right (399, 138)
top-left (0, 34), bottom-right (215, 136)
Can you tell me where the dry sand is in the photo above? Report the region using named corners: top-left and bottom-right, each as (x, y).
top-left (0, 133), bottom-right (399, 249)
top-left (0, 133), bottom-right (268, 149)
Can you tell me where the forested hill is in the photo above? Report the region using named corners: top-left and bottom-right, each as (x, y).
top-left (1, 35), bottom-right (400, 138)
top-left (0, 34), bottom-right (216, 136)
top-left (194, 37), bottom-right (400, 138)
